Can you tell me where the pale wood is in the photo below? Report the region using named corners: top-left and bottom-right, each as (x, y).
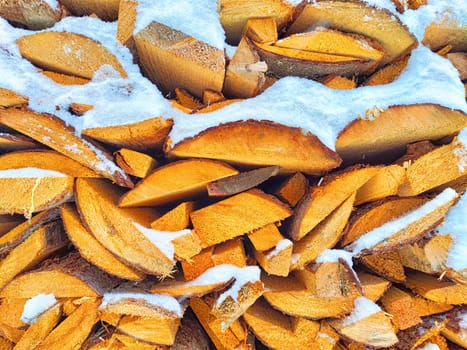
top-left (358, 271), bottom-right (391, 302)
top-left (119, 159), bottom-right (238, 207)
top-left (360, 251), bottom-right (406, 283)
top-left (423, 19), bottom-right (467, 52)
top-left (167, 120), bottom-right (342, 175)
top-left (0, 0), bottom-right (63, 29)
top-left (380, 286), bottom-right (421, 330)
top-left (363, 55), bottom-right (409, 86)
top-left (288, 0), bottom-right (417, 66)
top-left (114, 148), bottom-right (158, 178)
top-left (17, 31), bottom-right (126, 79)
top-left (60, 0), bottom-right (120, 21)
top-left (151, 202), bottom-right (196, 231)
top-left (0, 88), bottom-right (28, 108)
top-left (0, 109), bottom-right (133, 187)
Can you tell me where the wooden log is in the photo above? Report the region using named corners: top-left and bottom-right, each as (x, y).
top-left (150, 202), bottom-right (196, 232)
top-left (358, 271), bottom-right (391, 302)
top-left (380, 286), bottom-right (422, 331)
top-left (0, 0), bottom-right (64, 29)
top-left (0, 88), bottom-right (28, 108)
top-left (274, 172), bottom-right (309, 207)
top-left (59, 0), bottom-right (120, 21)
top-left (321, 74), bottom-right (356, 90)
top-left (114, 148), bottom-right (158, 178)
top-left (363, 55), bottom-right (410, 86)
top-left (40, 70), bottom-right (90, 85)
top-left (360, 251), bottom-right (406, 283)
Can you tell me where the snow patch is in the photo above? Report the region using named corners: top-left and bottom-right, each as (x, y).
top-left (343, 296), bottom-right (381, 327)
top-left (21, 293), bottom-right (57, 325)
top-left (0, 167), bottom-right (67, 178)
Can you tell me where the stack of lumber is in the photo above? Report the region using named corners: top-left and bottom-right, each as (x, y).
top-left (0, 0), bottom-right (466, 349)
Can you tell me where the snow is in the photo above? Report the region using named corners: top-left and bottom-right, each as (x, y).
top-left (347, 188), bottom-right (458, 256)
top-left (100, 292), bottom-right (183, 317)
top-left (342, 296), bottom-right (381, 327)
top-left (266, 239), bottom-right (293, 259)
top-left (43, 0), bottom-right (59, 11)
top-left (454, 128), bottom-right (467, 173)
top-left (460, 312), bottom-right (467, 328)
top-left (215, 265), bottom-right (261, 307)
top-left (415, 343), bottom-right (440, 350)
top-left (133, 222), bottom-right (191, 261)
top-left (0, 167), bottom-right (67, 178)
top-left (316, 249), bottom-right (354, 268)
top-left (21, 293), bottom-right (57, 325)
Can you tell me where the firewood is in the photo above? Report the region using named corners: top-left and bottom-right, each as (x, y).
top-left (166, 120), bottom-right (342, 174)
top-left (413, 295), bottom-right (453, 318)
top-left (0, 88), bottom-right (28, 108)
top-left (358, 271), bottom-right (391, 302)
top-left (441, 307), bottom-right (467, 349)
top-left (119, 159), bottom-right (238, 207)
top-left (0, 323), bottom-right (24, 343)
top-left (290, 166), bottom-right (379, 241)
top-left (0, 109), bottom-right (133, 187)
top-left (0, 150), bottom-right (101, 178)
top-left (447, 53), bottom-right (467, 81)
top-left (207, 165), bottom-right (280, 197)
top-left (0, 169), bottom-right (74, 218)
top-left (193, 99), bottom-right (241, 114)
top-left (114, 148), bottom-right (158, 178)
top-left (354, 164), bottom-right (405, 205)
top-left (0, 214), bottom-right (23, 236)
top-left (0, 133), bottom-right (39, 152)
top-left (17, 31), bottom-right (126, 79)
top-left (363, 55), bottom-right (410, 86)
top-left (211, 238), bottom-right (247, 267)
top-left (61, 203), bottom-right (145, 281)
top-left (134, 21), bottom-right (225, 98)
top-left (174, 88), bottom-right (203, 111)
top-left (13, 303), bottom-right (62, 350)
top-left (381, 286), bottom-right (422, 331)
top-left (40, 70), bottom-right (90, 85)
top-left (202, 89), bottom-right (225, 105)
top-left (274, 172), bottom-right (309, 207)
top-left (190, 188), bottom-right (291, 248)
top-left (35, 298), bottom-right (99, 350)
top-left (59, 0), bottom-right (120, 21)
top-left (248, 223), bottom-right (283, 252)
top-left (321, 75), bottom-right (356, 90)
top-left (336, 104), bottom-right (467, 163)
top-left (291, 193), bottom-right (355, 270)
top-left (180, 248), bottom-right (215, 281)
top-left (242, 17), bottom-right (278, 44)
top-left (0, 0), bottom-right (64, 29)
top-left (288, 0), bottom-right (417, 66)
top-left (218, 0), bottom-right (294, 44)
top-left (82, 117), bottom-right (173, 153)
top-left (150, 202), bottom-right (195, 232)
top-left (68, 102), bottom-right (93, 116)
top-left (0, 252), bottom-right (118, 298)
top-left (0, 337), bottom-right (13, 349)
top-left (0, 220), bottom-right (68, 290)
top-left (0, 298), bottom-right (28, 330)
top-left (423, 15), bottom-right (467, 52)
top-left (253, 237), bottom-right (293, 276)
top-left (75, 178), bottom-right (175, 276)
top-left (170, 308), bottom-right (211, 350)
top-left (360, 251), bottom-right (406, 283)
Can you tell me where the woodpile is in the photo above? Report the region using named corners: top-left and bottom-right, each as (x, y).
top-left (0, 0), bottom-right (466, 349)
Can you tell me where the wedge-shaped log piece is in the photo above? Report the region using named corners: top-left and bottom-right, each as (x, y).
top-left (219, 0), bottom-right (294, 44)
top-left (423, 15), bottom-right (467, 52)
top-left (290, 166), bottom-right (379, 241)
top-left (254, 238), bottom-right (293, 276)
top-left (354, 164), bottom-right (405, 205)
top-left (248, 223), bottom-right (284, 252)
top-left (211, 238), bottom-right (247, 267)
top-left (0, 150), bottom-right (100, 178)
top-left (0, 252), bottom-right (118, 298)
top-left (380, 286), bottom-right (422, 331)
top-left (191, 188), bottom-right (291, 248)
top-left (288, 0), bottom-right (417, 66)
top-left (35, 298), bottom-right (99, 350)
top-left (0, 168), bottom-right (74, 217)
top-left (114, 148), bottom-right (158, 179)
top-left (120, 159), bottom-right (238, 207)
top-left (167, 120), bottom-right (342, 175)
top-left (0, 133), bottom-right (39, 152)
top-left (398, 140), bottom-right (467, 196)
top-left (262, 274), bottom-right (359, 319)
top-left (207, 165), bottom-right (279, 197)
top-left (322, 74), bottom-right (356, 90)
top-left (413, 295), bottom-right (453, 318)
top-left (82, 117), bottom-right (173, 153)
top-left (0, 208), bottom-right (59, 258)
top-left (243, 298), bottom-right (326, 349)
top-left (76, 178), bottom-right (174, 276)
top-left (175, 88), bottom-right (203, 111)
top-left (341, 197), bottom-right (428, 247)
top-left (330, 297), bottom-right (398, 348)
top-left (291, 193), bottom-right (355, 270)
top-left (69, 102), bottom-right (93, 116)
top-left (336, 104), bottom-right (467, 164)
top-left (360, 251), bottom-right (406, 283)
top-left (447, 53), bottom-right (467, 81)
top-left (59, 0), bottom-right (119, 21)
top-left (242, 17), bottom-right (278, 44)
top-left (347, 188), bottom-right (458, 256)
top-left (405, 270), bottom-right (467, 305)
top-left (223, 37), bottom-right (267, 99)
top-left (0, 220), bottom-right (68, 290)
top-left (0, 109), bottom-right (132, 187)
top-left (151, 201), bottom-right (196, 232)
top-left (274, 172), bottom-right (309, 208)
top-left (203, 89), bottom-right (225, 106)
top-left (61, 204), bottom-right (145, 281)
top-left (358, 271), bottom-right (391, 302)
top-left (13, 303), bottom-right (62, 350)
top-left (363, 55), bottom-right (409, 86)
top-left (134, 21), bottom-right (225, 98)
top-left (170, 309), bottom-right (212, 350)
top-left (40, 70), bottom-right (90, 85)
top-left (0, 0), bottom-right (63, 29)
top-left (17, 31), bottom-right (126, 79)
top-left (0, 88), bottom-right (28, 108)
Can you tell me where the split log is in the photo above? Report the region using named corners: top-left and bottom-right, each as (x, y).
top-left (242, 17), bottom-right (278, 44)
top-left (253, 237), bottom-right (293, 276)
top-left (360, 251), bottom-right (406, 283)
top-left (380, 286), bottom-right (422, 331)
top-left (150, 202), bottom-right (196, 232)
top-left (363, 55), bottom-right (410, 86)
top-left (202, 89), bottom-right (225, 106)
top-left (166, 120), bottom-right (342, 175)
top-left (211, 238), bottom-right (247, 267)
top-left (288, 0), bottom-right (417, 66)
top-left (69, 102), bottom-right (93, 116)
top-left (119, 159), bottom-right (238, 207)
top-left (358, 271), bottom-right (391, 302)
top-left (0, 88), bottom-right (28, 108)
top-left (40, 70), bottom-right (90, 85)
top-left (322, 74), bottom-right (356, 90)
top-left (274, 172), bottom-right (309, 207)
top-left (0, 133), bottom-right (39, 152)
top-left (174, 88), bottom-right (203, 111)
top-left (423, 15), bottom-right (467, 52)
top-left (0, 0), bottom-right (64, 29)
top-left (413, 295), bottom-right (453, 318)
top-left (59, 0), bottom-right (120, 21)
top-left (114, 148), bottom-right (158, 178)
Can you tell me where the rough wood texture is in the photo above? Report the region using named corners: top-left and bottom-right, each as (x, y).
top-left (0, 0), bottom-right (63, 29)
top-left (60, 0), bottom-right (120, 21)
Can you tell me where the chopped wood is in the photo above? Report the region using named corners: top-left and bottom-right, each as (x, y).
top-left (167, 120), bottom-right (342, 175)
top-left (242, 17), bottom-right (278, 44)
top-left (0, 133), bottom-right (40, 152)
top-left (363, 55), bottom-right (410, 86)
top-left (40, 70), bottom-right (90, 85)
top-left (321, 75), bottom-right (356, 90)
top-left (59, 0), bottom-right (120, 21)
top-left (180, 247), bottom-right (214, 281)
top-left (170, 309), bottom-right (211, 350)
top-left (360, 251), bottom-right (406, 283)
top-left (0, 323), bottom-right (24, 343)
top-left (150, 202), bottom-right (195, 232)
top-left (116, 0), bottom-right (138, 50)
top-left (0, 109), bottom-right (133, 187)
top-left (75, 178), bottom-right (174, 276)
top-left (0, 0), bottom-right (64, 29)
top-left (61, 203), bottom-right (145, 281)
top-left (290, 166), bottom-right (379, 241)
top-left (119, 159), bottom-right (238, 207)
top-left (423, 16), bottom-right (467, 52)
top-left (114, 148), bottom-right (158, 178)
top-left (248, 223), bottom-right (283, 252)
top-left (441, 307), bottom-right (467, 349)
top-left (274, 172), bottom-right (309, 207)
top-left (69, 102), bottom-right (93, 116)
top-left (218, 0), bottom-right (294, 44)
top-left (288, 0), bottom-right (417, 66)
top-left (380, 286), bottom-right (422, 331)
top-left (0, 150), bottom-right (101, 178)
top-left (82, 117), bottom-right (173, 153)
top-left (190, 188), bottom-right (291, 248)
top-left (134, 21), bottom-right (225, 98)
top-left (253, 238), bottom-right (293, 276)
top-left (202, 89), bottom-right (225, 105)
top-left (13, 303), bottom-right (62, 350)
top-left (291, 193), bottom-right (355, 270)
top-left (211, 238), bottom-right (247, 267)
top-left (358, 271), bottom-right (391, 302)
top-left (0, 88), bottom-right (28, 108)
top-left (207, 165), bottom-right (280, 197)
top-left (0, 298), bottom-right (28, 329)
top-left (413, 295), bottom-right (453, 318)
top-left (447, 53), bottom-right (467, 81)
top-left (336, 104), bottom-right (467, 163)
top-left (174, 88), bottom-right (203, 111)
top-left (0, 220), bottom-right (68, 290)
